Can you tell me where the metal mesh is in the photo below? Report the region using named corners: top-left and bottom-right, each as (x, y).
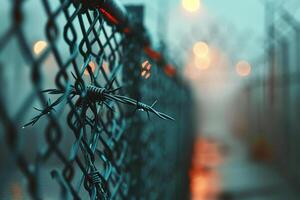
top-left (0, 0), bottom-right (195, 199)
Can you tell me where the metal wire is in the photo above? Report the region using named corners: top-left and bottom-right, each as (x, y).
top-left (0, 0), bottom-right (195, 199)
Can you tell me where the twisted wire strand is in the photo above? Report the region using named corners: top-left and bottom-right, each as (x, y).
top-left (24, 84), bottom-right (174, 127)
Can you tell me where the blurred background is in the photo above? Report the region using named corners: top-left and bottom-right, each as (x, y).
top-left (1, 0), bottom-right (300, 199)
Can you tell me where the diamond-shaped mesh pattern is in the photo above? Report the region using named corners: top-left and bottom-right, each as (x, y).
top-left (0, 0), bottom-right (195, 199)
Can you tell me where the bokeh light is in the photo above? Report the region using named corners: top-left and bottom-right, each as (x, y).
top-left (193, 42), bottom-right (209, 58)
top-left (102, 61), bottom-right (110, 74)
top-left (84, 61), bottom-right (96, 75)
top-left (33, 40), bottom-right (47, 55)
top-left (182, 0), bottom-right (200, 12)
top-left (195, 55), bottom-right (210, 70)
top-left (190, 138), bottom-right (222, 200)
top-left (236, 61), bottom-right (251, 77)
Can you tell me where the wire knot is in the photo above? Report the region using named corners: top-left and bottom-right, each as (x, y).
top-left (86, 85), bottom-right (107, 101)
top-left (88, 171), bottom-right (103, 185)
top-left (136, 101), bottom-right (147, 110)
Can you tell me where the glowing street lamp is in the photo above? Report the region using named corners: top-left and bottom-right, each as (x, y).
top-left (182, 0), bottom-right (200, 12)
top-left (193, 41), bottom-right (209, 58)
top-left (236, 61), bottom-right (251, 77)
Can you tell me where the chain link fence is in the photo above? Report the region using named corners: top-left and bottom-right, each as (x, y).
top-left (0, 0), bottom-right (196, 199)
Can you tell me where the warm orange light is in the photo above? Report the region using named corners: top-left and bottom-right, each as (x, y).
top-left (141, 70), bottom-right (147, 77)
top-left (189, 137), bottom-right (222, 200)
top-left (182, 0), bottom-right (200, 12)
top-left (142, 60), bottom-right (151, 70)
top-left (33, 40), bottom-right (47, 55)
top-left (141, 60), bottom-right (151, 79)
top-left (164, 64), bottom-right (176, 77)
top-left (145, 73), bottom-right (151, 79)
top-left (146, 64), bottom-right (151, 71)
top-left (141, 70), bottom-right (151, 79)
top-left (236, 61), bottom-right (251, 77)
top-left (102, 61), bottom-right (110, 74)
top-left (193, 42), bottom-right (209, 58)
top-left (195, 56), bottom-right (210, 70)
top-left (190, 176), bottom-right (206, 199)
top-left (84, 61), bottom-right (96, 75)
